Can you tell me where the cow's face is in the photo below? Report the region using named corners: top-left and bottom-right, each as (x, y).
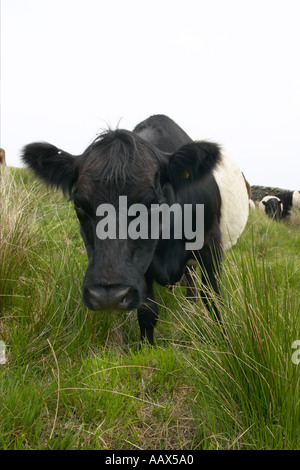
top-left (263, 198), bottom-right (283, 220)
top-left (22, 130), bottom-right (221, 312)
top-left (74, 188), bottom-right (161, 311)
top-left (72, 162), bottom-right (164, 311)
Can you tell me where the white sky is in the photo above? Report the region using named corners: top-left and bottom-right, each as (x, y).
top-left (1, 0), bottom-right (300, 189)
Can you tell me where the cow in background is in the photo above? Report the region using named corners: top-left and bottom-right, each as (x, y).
top-left (0, 149), bottom-right (6, 166)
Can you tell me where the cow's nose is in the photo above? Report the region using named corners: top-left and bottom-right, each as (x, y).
top-left (84, 286), bottom-right (138, 311)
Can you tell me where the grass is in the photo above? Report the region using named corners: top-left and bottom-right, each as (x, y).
top-left (0, 165), bottom-right (299, 450)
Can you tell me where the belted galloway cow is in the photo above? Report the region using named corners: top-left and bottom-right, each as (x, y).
top-left (22, 115), bottom-right (249, 344)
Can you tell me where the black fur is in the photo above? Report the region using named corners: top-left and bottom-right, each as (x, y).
top-left (167, 141), bottom-right (222, 189)
top-left (274, 191), bottom-right (297, 218)
top-left (21, 115), bottom-right (224, 344)
top-left (133, 114), bottom-right (192, 152)
top-left (21, 143), bottom-right (76, 195)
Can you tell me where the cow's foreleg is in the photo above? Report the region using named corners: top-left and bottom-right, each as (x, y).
top-left (196, 242), bottom-right (223, 324)
top-left (137, 276), bottom-right (158, 345)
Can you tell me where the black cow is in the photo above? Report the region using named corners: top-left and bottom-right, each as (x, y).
top-left (274, 191), bottom-right (300, 218)
top-left (22, 115), bottom-right (248, 344)
top-left (259, 196), bottom-right (283, 220)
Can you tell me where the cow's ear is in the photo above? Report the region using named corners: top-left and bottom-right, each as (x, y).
top-left (262, 200), bottom-right (267, 206)
top-left (167, 141), bottom-right (222, 188)
top-left (21, 142), bottom-right (76, 195)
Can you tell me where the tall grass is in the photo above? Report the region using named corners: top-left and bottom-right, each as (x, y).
top-left (168, 212), bottom-right (300, 449)
top-left (0, 167), bottom-right (119, 364)
top-left (0, 167), bottom-right (299, 449)
top-left (0, 167), bottom-right (40, 310)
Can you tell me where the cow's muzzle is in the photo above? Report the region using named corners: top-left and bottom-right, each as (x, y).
top-left (83, 285), bottom-right (140, 311)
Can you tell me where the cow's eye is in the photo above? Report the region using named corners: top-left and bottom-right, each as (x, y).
top-left (74, 205), bottom-right (86, 218)
top-left (72, 193), bottom-right (94, 218)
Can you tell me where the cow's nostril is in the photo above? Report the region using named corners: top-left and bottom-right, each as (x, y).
top-left (118, 288), bottom-right (137, 309)
top-left (120, 295), bottom-right (128, 306)
top-left (124, 288), bottom-right (140, 309)
top-left (87, 288), bottom-right (104, 310)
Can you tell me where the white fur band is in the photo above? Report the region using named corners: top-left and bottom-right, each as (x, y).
top-left (213, 152), bottom-right (249, 251)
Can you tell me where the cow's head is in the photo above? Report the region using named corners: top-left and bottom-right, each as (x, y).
top-left (262, 197), bottom-right (283, 220)
top-left (22, 130), bottom-right (221, 311)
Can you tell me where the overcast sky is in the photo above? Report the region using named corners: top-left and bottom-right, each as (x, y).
top-left (1, 0), bottom-right (299, 189)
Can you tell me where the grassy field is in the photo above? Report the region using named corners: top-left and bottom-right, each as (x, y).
top-left (0, 165), bottom-right (299, 450)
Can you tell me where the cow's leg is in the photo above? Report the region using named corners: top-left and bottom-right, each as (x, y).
top-left (137, 276), bottom-right (158, 345)
top-left (196, 241), bottom-right (223, 324)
